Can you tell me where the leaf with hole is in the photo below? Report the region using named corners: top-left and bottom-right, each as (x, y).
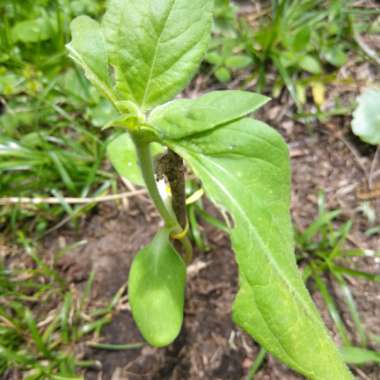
top-left (159, 115), bottom-right (353, 379)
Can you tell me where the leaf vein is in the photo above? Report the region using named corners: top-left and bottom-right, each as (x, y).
top-left (141, 0), bottom-right (176, 108)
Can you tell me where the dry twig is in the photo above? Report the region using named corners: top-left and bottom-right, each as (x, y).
top-left (0, 190), bottom-right (146, 206)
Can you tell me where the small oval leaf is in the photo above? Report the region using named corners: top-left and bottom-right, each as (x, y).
top-left (298, 55), bottom-right (322, 74)
top-left (128, 229), bottom-right (186, 347)
top-left (225, 55), bottom-right (253, 70)
top-left (215, 66), bottom-right (231, 82)
top-left (352, 88), bottom-right (380, 145)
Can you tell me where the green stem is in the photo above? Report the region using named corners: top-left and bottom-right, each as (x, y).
top-left (246, 347), bottom-right (267, 380)
top-left (133, 136), bottom-right (193, 263)
top-left (133, 137), bottom-right (177, 228)
top-left (180, 235), bottom-right (193, 264)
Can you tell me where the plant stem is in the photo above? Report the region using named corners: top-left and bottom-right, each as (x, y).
top-left (133, 138), bottom-right (177, 228)
top-left (133, 136), bottom-right (193, 263)
top-left (157, 149), bottom-right (187, 228)
top-left (246, 347), bottom-right (267, 380)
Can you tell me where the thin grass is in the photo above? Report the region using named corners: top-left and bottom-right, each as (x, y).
top-left (0, 238), bottom-right (131, 379)
top-left (0, 0), bottom-right (114, 236)
top-left (296, 193), bottom-right (380, 352)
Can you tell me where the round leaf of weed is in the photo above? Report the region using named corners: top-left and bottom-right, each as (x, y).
top-left (352, 88), bottom-right (380, 145)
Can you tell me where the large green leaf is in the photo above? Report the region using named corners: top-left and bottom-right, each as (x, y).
top-left (102, 0), bottom-right (213, 110)
top-left (107, 133), bottom-right (164, 186)
top-left (128, 229), bottom-right (186, 347)
top-left (351, 88), bottom-right (380, 145)
top-left (67, 15), bottom-right (117, 106)
top-left (149, 90), bottom-right (269, 139)
top-left (162, 118), bottom-right (352, 379)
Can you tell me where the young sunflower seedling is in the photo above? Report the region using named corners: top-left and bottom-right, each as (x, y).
top-left (67, 1), bottom-right (353, 378)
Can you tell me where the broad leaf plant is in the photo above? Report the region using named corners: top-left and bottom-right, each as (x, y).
top-left (67, 1), bottom-right (353, 378)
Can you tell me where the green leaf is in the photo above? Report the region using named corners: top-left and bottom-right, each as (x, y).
top-left (323, 46), bottom-right (347, 67)
top-left (340, 346), bottom-right (380, 365)
top-left (128, 229), bottom-right (186, 347)
top-left (225, 55), bottom-right (253, 70)
top-left (162, 115), bottom-right (352, 379)
top-left (12, 18), bottom-right (55, 43)
top-left (272, 55), bottom-right (299, 108)
top-left (107, 133), bottom-right (163, 186)
top-left (279, 51), bottom-right (298, 68)
top-left (149, 90), bottom-right (269, 139)
top-left (67, 15), bottom-right (117, 106)
top-left (205, 52), bottom-right (224, 66)
top-left (87, 100), bottom-right (119, 128)
top-left (0, 73), bottom-right (19, 95)
top-left (298, 55), bottom-right (322, 74)
top-left (102, 0), bottom-right (213, 110)
top-left (289, 26), bottom-right (311, 52)
top-left (214, 66), bottom-right (231, 82)
top-left (351, 88), bottom-right (380, 145)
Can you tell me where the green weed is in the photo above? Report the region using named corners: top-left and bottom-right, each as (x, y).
top-left (0, 235), bottom-right (129, 379)
top-left (206, 0), bottom-right (377, 111)
top-left (296, 193), bottom-right (380, 361)
top-left (0, 1), bottom-right (119, 235)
